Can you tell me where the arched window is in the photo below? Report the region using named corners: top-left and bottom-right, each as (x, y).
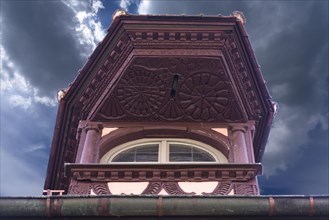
top-left (100, 138), bottom-right (228, 164)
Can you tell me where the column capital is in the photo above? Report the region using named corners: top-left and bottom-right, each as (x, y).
top-left (79, 120), bottom-right (103, 133)
top-left (85, 123), bottom-right (103, 133)
top-left (228, 124), bottom-right (248, 133)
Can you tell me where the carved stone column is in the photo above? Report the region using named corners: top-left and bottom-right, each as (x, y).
top-left (229, 124), bottom-right (249, 163)
top-left (80, 122), bottom-right (103, 163)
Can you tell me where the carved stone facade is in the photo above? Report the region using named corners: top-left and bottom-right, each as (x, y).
top-left (66, 164), bottom-right (261, 181)
top-left (65, 164), bottom-right (261, 195)
top-left (44, 14), bottom-right (274, 196)
top-left (68, 180), bottom-right (258, 196)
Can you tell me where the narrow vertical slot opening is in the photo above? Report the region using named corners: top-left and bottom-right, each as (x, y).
top-left (170, 74), bottom-right (179, 97)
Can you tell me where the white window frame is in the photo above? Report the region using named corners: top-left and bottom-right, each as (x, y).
top-left (100, 138), bottom-right (228, 164)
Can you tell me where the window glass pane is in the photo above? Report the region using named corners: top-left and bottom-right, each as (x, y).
top-left (170, 152), bottom-right (192, 162)
top-left (136, 144), bottom-right (159, 162)
top-left (169, 144), bottom-right (216, 162)
top-left (136, 145), bottom-right (159, 153)
top-left (192, 148), bottom-right (215, 161)
top-left (111, 144), bottom-right (159, 162)
top-left (169, 144), bottom-right (192, 161)
top-left (112, 152), bottom-right (135, 162)
top-left (170, 144), bottom-right (191, 153)
top-left (136, 153), bottom-right (158, 162)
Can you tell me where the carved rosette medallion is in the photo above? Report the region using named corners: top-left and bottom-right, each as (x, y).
top-left (179, 72), bottom-right (230, 121)
top-left (116, 68), bottom-right (166, 116)
top-left (96, 57), bottom-right (245, 122)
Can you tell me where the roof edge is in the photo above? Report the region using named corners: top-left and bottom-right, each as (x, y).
top-left (1, 195), bottom-right (328, 218)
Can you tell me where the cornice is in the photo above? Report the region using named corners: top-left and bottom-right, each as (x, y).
top-left (65, 163), bottom-right (262, 182)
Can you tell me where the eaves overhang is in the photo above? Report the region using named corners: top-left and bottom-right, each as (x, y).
top-left (44, 14), bottom-right (274, 191)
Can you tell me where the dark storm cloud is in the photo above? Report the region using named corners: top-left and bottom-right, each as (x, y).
top-left (259, 124), bottom-right (329, 195)
top-left (254, 3), bottom-right (328, 108)
top-left (1, 0), bottom-right (104, 196)
top-left (2, 1), bottom-right (90, 96)
top-left (0, 95), bottom-right (57, 196)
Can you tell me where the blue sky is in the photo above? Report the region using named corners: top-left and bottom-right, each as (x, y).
top-left (1, 0), bottom-right (328, 196)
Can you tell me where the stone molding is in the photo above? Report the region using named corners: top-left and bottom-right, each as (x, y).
top-left (65, 163), bottom-right (261, 182)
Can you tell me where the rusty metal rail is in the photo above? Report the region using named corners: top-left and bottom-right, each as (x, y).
top-left (0, 195), bottom-right (328, 218)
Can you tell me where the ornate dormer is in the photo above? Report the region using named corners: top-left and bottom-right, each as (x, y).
top-left (45, 12), bottom-right (275, 196)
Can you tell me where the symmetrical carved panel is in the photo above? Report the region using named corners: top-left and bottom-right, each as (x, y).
top-left (96, 57), bottom-right (245, 122)
top-left (67, 180), bottom-right (258, 195)
top-left (142, 182), bottom-right (195, 195)
top-left (66, 164), bottom-right (260, 195)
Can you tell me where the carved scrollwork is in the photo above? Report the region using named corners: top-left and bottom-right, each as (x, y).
top-left (68, 180), bottom-right (91, 195)
top-left (141, 182), bottom-right (163, 195)
top-left (202, 181), bottom-right (233, 195)
top-left (141, 182), bottom-right (195, 195)
top-left (92, 183), bottom-right (111, 195)
top-left (163, 182), bottom-right (196, 195)
top-left (234, 184), bottom-right (258, 195)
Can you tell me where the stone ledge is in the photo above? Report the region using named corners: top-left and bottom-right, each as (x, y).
top-left (65, 163), bottom-right (262, 182)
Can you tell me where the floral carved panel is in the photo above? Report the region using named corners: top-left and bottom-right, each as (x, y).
top-left (96, 57), bottom-right (245, 122)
